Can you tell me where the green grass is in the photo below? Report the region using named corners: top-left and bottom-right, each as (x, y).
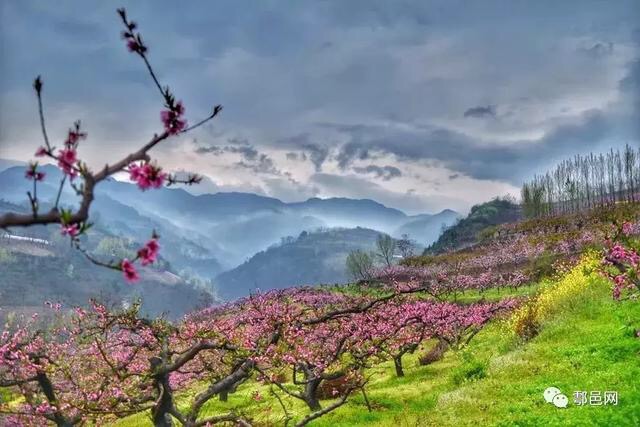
top-left (113, 274), bottom-right (640, 426)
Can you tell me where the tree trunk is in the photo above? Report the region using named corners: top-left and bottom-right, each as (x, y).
top-left (393, 355), bottom-right (404, 377)
top-left (36, 372), bottom-right (74, 427)
top-left (303, 378), bottom-right (323, 411)
top-left (219, 388), bottom-right (229, 402)
top-left (152, 376), bottom-right (174, 427)
top-left (150, 357), bottom-right (175, 427)
top-left (419, 338), bottom-right (449, 366)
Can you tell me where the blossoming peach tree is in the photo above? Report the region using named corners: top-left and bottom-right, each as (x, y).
top-left (0, 8), bottom-right (222, 283)
top-left (600, 221), bottom-right (640, 300)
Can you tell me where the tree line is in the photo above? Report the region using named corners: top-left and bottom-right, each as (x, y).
top-left (521, 145), bottom-right (640, 218)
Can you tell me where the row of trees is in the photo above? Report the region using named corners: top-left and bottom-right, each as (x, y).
top-left (0, 288), bottom-right (516, 426)
top-left (521, 145), bottom-right (640, 218)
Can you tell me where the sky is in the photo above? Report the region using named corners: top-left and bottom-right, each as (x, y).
top-left (0, 0), bottom-right (638, 214)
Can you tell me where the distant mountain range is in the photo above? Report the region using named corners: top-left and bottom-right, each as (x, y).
top-left (0, 161), bottom-right (459, 299)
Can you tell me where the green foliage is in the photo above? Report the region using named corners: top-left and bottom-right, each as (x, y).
top-left (426, 197), bottom-right (521, 254)
top-left (451, 358), bottom-right (487, 385)
top-left (450, 349), bottom-right (488, 385)
top-left (527, 250), bottom-right (559, 281)
top-left (375, 233), bottom-right (395, 267)
top-left (477, 225), bottom-right (498, 242)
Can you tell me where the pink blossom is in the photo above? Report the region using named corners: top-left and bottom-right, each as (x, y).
top-left (127, 39), bottom-right (140, 52)
top-left (65, 129), bottom-right (87, 147)
top-left (25, 169), bottom-right (45, 181)
top-left (61, 223), bottom-right (80, 237)
top-left (127, 162), bottom-right (166, 190)
top-left (138, 239), bottom-right (160, 266)
top-left (57, 148), bottom-right (78, 178)
top-left (35, 146), bottom-right (48, 157)
top-left (160, 101), bottom-right (187, 135)
top-left (121, 259), bottom-right (140, 283)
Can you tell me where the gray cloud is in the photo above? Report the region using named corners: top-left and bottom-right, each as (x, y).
top-left (582, 42), bottom-right (614, 58)
top-left (320, 107), bottom-right (632, 183)
top-left (285, 152), bottom-right (306, 161)
top-left (195, 143), bottom-right (259, 162)
top-left (194, 140), bottom-right (281, 175)
top-left (353, 165), bottom-right (402, 180)
top-left (235, 153), bottom-right (281, 175)
top-left (302, 144), bottom-right (330, 172)
top-left (336, 143), bottom-right (370, 170)
top-left (463, 105), bottom-right (496, 118)
top-left (194, 145), bottom-right (224, 155)
top-left (1, 1), bottom-right (638, 213)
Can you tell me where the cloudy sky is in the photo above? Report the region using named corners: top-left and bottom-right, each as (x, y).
top-left (1, 1), bottom-right (638, 214)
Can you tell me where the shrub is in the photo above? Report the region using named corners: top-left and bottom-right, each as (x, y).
top-left (527, 250), bottom-right (559, 281)
top-left (451, 358), bottom-right (487, 385)
top-left (509, 252), bottom-right (599, 340)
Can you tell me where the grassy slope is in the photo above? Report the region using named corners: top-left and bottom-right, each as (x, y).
top-left (114, 273), bottom-right (640, 427)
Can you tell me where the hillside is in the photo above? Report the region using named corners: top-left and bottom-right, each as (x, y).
top-left (215, 228), bottom-right (384, 299)
top-left (108, 202), bottom-right (640, 427)
top-left (426, 197), bottom-right (521, 254)
top-left (119, 270), bottom-right (638, 426)
top-left (0, 226), bottom-right (214, 319)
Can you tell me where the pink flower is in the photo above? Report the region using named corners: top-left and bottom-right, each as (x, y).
top-left (57, 148), bottom-right (78, 178)
top-left (127, 39), bottom-right (140, 52)
top-left (25, 162), bottom-right (45, 181)
top-left (121, 259), bottom-right (140, 283)
top-left (127, 162), bottom-right (166, 190)
top-left (146, 238), bottom-right (160, 254)
top-left (65, 129), bottom-right (86, 147)
top-left (160, 101), bottom-right (187, 135)
top-left (59, 148), bottom-right (77, 165)
top-left (138, 239), bottom-right (160, 266)
top-left (35, 146), bottom-right (48, 157)
top-left (621, 221), bottom-right (638, 237)
top-left (128, 163), bottom-right (145, 182)
top-left (25, 169), bottom-right (45, 182)
top-left (126, 39), bottom-right (147, 54)
top-left (60, 223), bottom-right (79, 237)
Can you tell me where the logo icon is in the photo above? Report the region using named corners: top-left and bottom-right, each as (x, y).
top-left (544, 386), bottom-right (568, 408)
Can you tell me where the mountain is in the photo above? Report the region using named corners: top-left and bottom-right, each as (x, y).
top-left (0, 158), bottom-right (24, 172)
top-left (426, 198), bottom-right (522, 254)
top-left (215, 227), bottom-right (384, 300)
top-left (393, 209), bottom-right (460, 245)
top-left (0, 165), bottom-right (456, 267)
top-left (0, 165), bottom-right (224, 279)
top-left (288, 197), bottom-right (408, 231)
top-left (0, 163), bottom-right (460, 299)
